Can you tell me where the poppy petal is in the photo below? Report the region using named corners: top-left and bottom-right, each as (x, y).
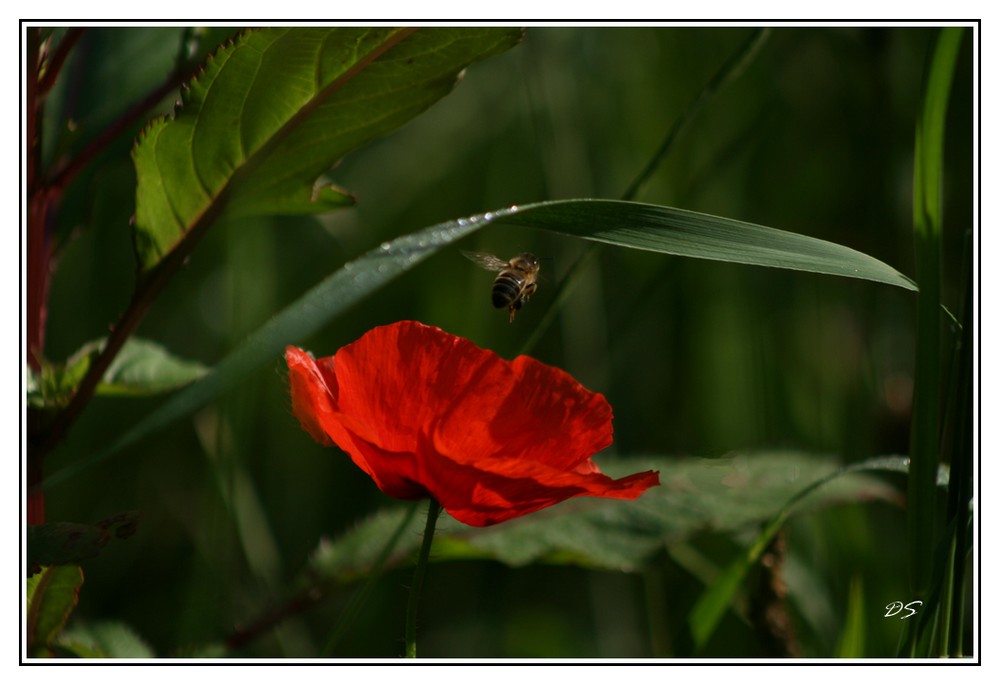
top-left (285, 346), bottom-right (337, 448)
top-left (286, 345), bottom-right (425, 498)
top-left (285, 321), bottom-right (659, 526)
top-left (418, 445), bottom-right (660, 526)
top-left (430, 354), bottom-right (614, 472)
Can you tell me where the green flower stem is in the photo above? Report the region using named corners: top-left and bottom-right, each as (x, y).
top-left (323, 502), bottom-right (421, 655)
top-left (405, 499), bottom-right (441, 658)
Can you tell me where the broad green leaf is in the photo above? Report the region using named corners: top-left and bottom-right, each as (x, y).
top-left (43, 199), bottom-right (915, 489)
top-left (49, 641), bottom-right (103, 658)
top-left (28, 511), bottom-right (140, 571)
top-left (687, 456), bottom-right (948, 650)
top-left (59, 621), bottom-right (155, 658)
top-left (26, 346), bottom-right (92, 409)
top-left (26, 565), bottom-right (84, 656)
top-left (27, 338), bottom-right (208, 409)
top-left (309, 452), bottom-right (904, 581)
top-left (131, 27), bottom-right (524, 272)
top-left (98, 337), bottom-right (209, 395)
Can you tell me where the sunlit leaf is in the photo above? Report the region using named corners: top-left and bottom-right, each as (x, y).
top-left (98, 338), bottom-right (209, 396)
top-left (59, 621), bottom-right (155, 658)
top-left (27, 338), bottom-right (208, 409)
top-left (26, 565), bottom-right (84, 656)
top-left (131, 27), bottom-right (524, 272)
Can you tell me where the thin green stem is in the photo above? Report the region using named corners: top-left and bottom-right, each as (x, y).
top-left (520, 29), bottom-right (771, 356)
top-left (642, 565), bottom-right (671, 656)
top-left (323, 502), bottom-right (421, 655)
top-left (518, 244), bottom-right (599, 356)
top-left (620, 28), bottom-right (770, 202)
top-left (223, 502), bottom-right (421, 653)
top-left (405, 500), bottom-right (441, 658)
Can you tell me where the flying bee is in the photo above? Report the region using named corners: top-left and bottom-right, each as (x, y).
top-left (462, 250), bottom-right (541, 323)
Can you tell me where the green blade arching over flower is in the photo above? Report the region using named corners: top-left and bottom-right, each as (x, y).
top-left (43, 197), bottom-right (915, 490)
top-left (496, 200), bottom-right (917, 291)
top-left (131, 27), bottom-right (524, 273)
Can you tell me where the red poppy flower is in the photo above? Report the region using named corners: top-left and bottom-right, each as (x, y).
top-left (285, 321), bottom-right (659, 526)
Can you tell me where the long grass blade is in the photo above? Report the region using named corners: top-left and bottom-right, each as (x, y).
top-left (503, 200), bottom-right (917, 290)
top-left (835, 575), bottom-right (867, 657)
top-left (906, 26), bottom-right (964, 621)
top-left (41, 199), bottom-right (915, 489)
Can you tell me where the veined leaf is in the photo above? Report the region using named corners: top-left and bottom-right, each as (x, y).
top-left (687, 456), bottom-right (947, 651)
top-left (131, 27), bottom-right (524, 273)
top-left (26, 565), bottom-right (84, 657)
top-left (27, 338), bottom-right (208, 409)
top-left (309, 452), bottom-right (905, 581)
top-left (98, 337), bottom-right (209, 396)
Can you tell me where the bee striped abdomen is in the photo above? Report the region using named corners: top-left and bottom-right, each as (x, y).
top-left (492, 272), bottom-right (525, 308)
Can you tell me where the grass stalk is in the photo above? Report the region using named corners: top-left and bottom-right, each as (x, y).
top-left (905, 26), bottom-right (965, 655)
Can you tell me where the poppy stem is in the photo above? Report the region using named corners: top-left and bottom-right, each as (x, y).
top-left (322, 501), bottom-right (421, 655)
top-left (405, 499), bottom-right (441, 658)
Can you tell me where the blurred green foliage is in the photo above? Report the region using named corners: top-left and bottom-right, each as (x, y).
top-left (35, 26), bottom-right (972, 658)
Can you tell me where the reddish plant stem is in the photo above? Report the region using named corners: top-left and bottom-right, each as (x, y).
top-left (32, 27), bottom-right (419, 462)
top-left (26, 29), bottom-right (40, 202)
top-left (28, 30), bottom-right (87, 370)
top-left (26, 28), bottom-right (48, 524)
top-left (30, 197), bottom-right (218, 458)
top-left (224, 586), bottom-right (326, 652)
top-left (26, 192), bottom-right (55, 374)
top-left (26, 28), bottom-right (196, 516)
top-left (37, 28), bottom-right (84, 98)
top-left (27, 28), bottom-right (47, 372)
top-left (47, 61), bottom-right (197, 194)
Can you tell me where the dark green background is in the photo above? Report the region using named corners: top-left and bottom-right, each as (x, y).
top-left (38, 26), bottom-right (972, 657)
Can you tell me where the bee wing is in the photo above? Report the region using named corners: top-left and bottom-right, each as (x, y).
top-left (461, 250), bottom-right (510, 272)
